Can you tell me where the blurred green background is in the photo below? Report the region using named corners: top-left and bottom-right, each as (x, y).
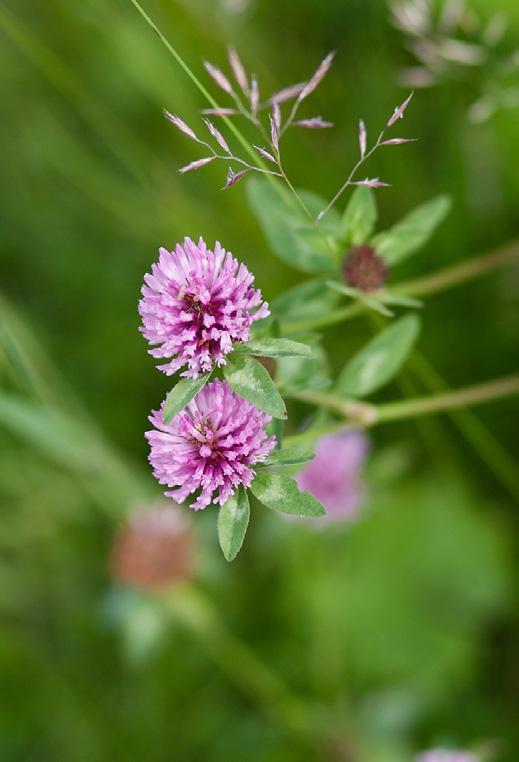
top-left (0, 0), bottom-right (518, 760)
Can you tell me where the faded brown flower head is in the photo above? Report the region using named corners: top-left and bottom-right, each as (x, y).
top-left (110, 503), bottom-right (196, 592)
top-left (342, 245), bottom-right (388, 292)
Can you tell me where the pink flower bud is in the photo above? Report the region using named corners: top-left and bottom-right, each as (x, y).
top-left (224, 167), bottom-right (249, 188)
top-left (201, 108), bottom-right (239, 116)
top-left (163, 111), bottom-right (199, 142)
top-left (387, 91), bottom-right (414, 127)
top-left (228, 46), bottom-right (248, 92)
top-left (269, 114), bottom-right (279, 151)
top-left (381, 137), bottom-right (418, 145)
top-left (298, 51), bottom-right (335, 102)
top-left (294, 116), bottom-right (333, 128)
top-left (204, 61), bottom-right (234, 95)
top-left (203, 119), bottom-right (231, 154)
top-left (250, 77), bottom-right (259, 114)
top-left (352, 177), bottom-right (390, 188)
top-left (269, 82), bottom-right (306, 104)
top-left (359, 119), bottom-right (367, 157)
top-left (178, 157), bottom-right (215, 173)
top-left (253, 145), bottom-right (277, 163)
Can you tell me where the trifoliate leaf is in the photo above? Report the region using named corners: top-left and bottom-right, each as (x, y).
top-left (247, 178), bottom-right (341, 273)
top-left (250, 471), bottom-right (326, 516)
top-left (163, 373), bottom-right (211, 423)
top-left (218, 487), bottom-right (250, 561)
top-left (336, 315), bottom-right (421, 398)
top-left (371, 196), bottom-right (451, 266)
top-left (223, 355), bottom-right (287, 419)
top-left (234, 338), bottom-right (313, 359)
top-left (340, 187), bottom-right (378, 245)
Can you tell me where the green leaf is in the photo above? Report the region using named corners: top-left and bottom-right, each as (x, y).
top-left (217, 487), bottom-right (250, 562)
top-left (223, 355), bottom-right (287, 419)
top-left (273, 278), bottom-right (341, 324)
top-left (276, 340), bottom-right (331, 394)
top-left (371, 196), bottom-right (451, 266)
top-left (266, 417), bottom-right (284, 449)
top-left (261, 447), bottom-right (315, 467)
top-left (234, 338), bottom-right (313, 359)
top-left (250, 471), bottom-right (326, 517)
top-left (336, 314), bottom-right (421, 398)
top-left (163, 373), bottom-right (210, 423)
top-left (340, 187), bottom-right (378, 245)
top-left (247, 178), bottom-right (341, 273)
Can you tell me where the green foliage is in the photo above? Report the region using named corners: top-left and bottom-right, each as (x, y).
top-left (272, 278), bottom-right (341, 324)
top-left (217, 487), bottom-right (250, 561)
top-left (223, 354), bottom-right (287, 419)
top-left (163, 373), bottom-right (211, 423)
top-left (340, 187), bottom-right (378, 245)
top-left (289, 472), bottom-right (511, 698)
top-left (247, 178), bottom-right (341, 272)
top-left (250, 471), bottom-right (326, 517)
top-left (371, 196), bottom-right (452, 266)
top-left (276, 340), bottom-right (332, 394)
top-left (235, 337), bottom-right (313, 358)
top-left (1, 0), bottom-right (518, 759)
top-left (261, 447), bottom-right (315, 467)
top-left (336, 315), bottom-right (421, 398)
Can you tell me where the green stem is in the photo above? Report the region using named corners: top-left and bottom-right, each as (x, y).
top-left (286, 375), bottom-right (519, 444)
top-left (375, 375), bottom-right (519, 422)
top-left (409, 353), bottom-right (519, 501)
top-left (282, 241), bottom-right (519, 334)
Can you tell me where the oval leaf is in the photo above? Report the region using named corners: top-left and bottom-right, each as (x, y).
top-left (371, 196), bottom-right (451, 266)
top-left (247, 178), bottom-right (341, 273)
top-left (273, 277), bottom-right (341, 324)
top-left (234, 338), bottom-right (313, 359)
top-left (276, 341), bottom-right (331, 394)
top-left (217, 487), bottom-right (250, 562)
top-left (223, 355), bottom-right (287, 419)
top-left (163, 373), bottom-right (211, 424)
top-left (340, 187), bottom-right (377, 246)
top-left (336, 314), bottom-right (421, 399)
top-left (261, 447), bottom-right (315, 467)
top-left (250, 471), bottom-right (326, 517)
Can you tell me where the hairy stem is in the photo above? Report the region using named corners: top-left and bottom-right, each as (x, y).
top-left (286, 375), bottom-right (519, 444)
top-left (409, 353), bottom-right (519, 501)
top-left (281, 241), bottom-right (519, 333)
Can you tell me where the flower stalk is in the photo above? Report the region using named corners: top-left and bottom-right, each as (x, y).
top-left (287, 374), bottom-right (519, 443)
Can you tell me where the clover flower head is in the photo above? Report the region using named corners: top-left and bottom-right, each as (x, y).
top-left (139, 237), bottom-right (270, 378)
top-left (295, 429), bottom-right (368, 521)
top-left (110, 502), bottom-right (196, 591)
top-left (146, 379), bottom-right (276, 510)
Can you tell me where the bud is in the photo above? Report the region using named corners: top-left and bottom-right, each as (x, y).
top-left (358, 119), bottom-right (367, 157)
top-left (342, 245), bottom-right (388, 292)
top-left (223, 167), bottom-right (249, 188)
top-left (110, 503), bottom-right (196, 592)
top-left (178, 157), bottom-right (215, 173)
top-left (204, 61), bottom-right (234, 95)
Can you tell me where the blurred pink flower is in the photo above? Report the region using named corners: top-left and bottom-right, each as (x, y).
top-left (146, 379), bottom-right (276, 510)
top-left (139, 237), bottom-right (269, 378)
top-left (295, 430), bottom-right (368, 521)
top-left (110, 502), bottom-right (196, 592)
